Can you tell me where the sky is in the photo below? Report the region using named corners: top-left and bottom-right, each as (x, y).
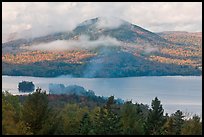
top-left (2, 2), bottom-right (202, 42)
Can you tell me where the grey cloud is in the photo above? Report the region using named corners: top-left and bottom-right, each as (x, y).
top-left (24, 35), bottom-right (122, 51)
top-left (143, 46), bottom-right (158, 53)
top-left (96, 17), bottom-right (124, 29)
top-left (2, 2), bottom-right (202, 43)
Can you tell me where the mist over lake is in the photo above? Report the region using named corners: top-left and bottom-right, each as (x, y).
top-left (2, 75), bottom-right (202, 116)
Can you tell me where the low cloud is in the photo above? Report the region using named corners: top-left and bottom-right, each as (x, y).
top-left (143, 46), bottom-right (158, 53)
top-left (2, 2), bottom-right (201, 43)
top-left (26, 35), bottom-right (122, 51)
top-left (96, 16), bottom-right (125, 29)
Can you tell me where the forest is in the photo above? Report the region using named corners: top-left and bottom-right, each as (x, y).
top-left (2, 88), bottom-right (202, 135)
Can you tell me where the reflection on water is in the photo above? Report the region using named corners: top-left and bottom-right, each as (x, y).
top-left (2, 75), bottom-right (202, 115)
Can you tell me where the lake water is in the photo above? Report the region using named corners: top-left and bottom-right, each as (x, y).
top-left (2, 75), bottom-right (202, 116)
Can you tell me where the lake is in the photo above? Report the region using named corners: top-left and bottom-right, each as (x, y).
top-left (2, 75), bottom-right (202, 116)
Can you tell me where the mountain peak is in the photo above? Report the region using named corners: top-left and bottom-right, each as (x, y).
top-left (77, 16), bottom-right (127, 29)
top-left (96, 16), bottom-right (127, 29)
top-left (73, 17), bottom-right (167, 44)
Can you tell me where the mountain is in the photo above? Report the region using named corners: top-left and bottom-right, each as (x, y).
top-left (157, 31), bottom-right (202, 46)
top-left (72, 17), bottom-right (168, 45)
top-left (2, 17), bottom-right (202, 77)
top-left (2, 17), bottom-right (169, 54)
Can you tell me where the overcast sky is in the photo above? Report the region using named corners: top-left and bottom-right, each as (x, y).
top-left (2, 2), bottom-right (202, 42)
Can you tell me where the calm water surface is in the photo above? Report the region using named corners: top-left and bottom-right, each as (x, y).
top-left (2, 75), bottom-right (202, 116)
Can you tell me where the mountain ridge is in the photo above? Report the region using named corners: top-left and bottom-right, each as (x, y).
top-left (2, 17), bottom-right (202, 78)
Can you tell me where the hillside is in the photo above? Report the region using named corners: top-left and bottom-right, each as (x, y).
top-left (2, 17), bottom-right (202, 77)
top-left (2, 89), bottom-right (202, 135)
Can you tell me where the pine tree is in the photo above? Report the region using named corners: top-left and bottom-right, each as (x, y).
top-left (145, 97), bottom-right (165, 135)
top-left (21, 88), bottom-right (49, 134)
top-left (78, 113), bottom-right (93, 135)
top-left (93, 107), bottom-right (122, 135)
top-left (60, 104), bottom-right (88, 135)
top-left (120, 102), bottom-right (145, 135)
top-left (107, 110), bottom-right (122, 135)
top-left (2, 97), bottom-right (19, 135)
top-left (105, 96), bottom-right (115, 110)
top-left (93, 96), bottom-right (122, 135)
top-left (181, 115), bottom-right (202, 135)
top-left (171, 110), bottom-right (184, 135)
top-left (163, 117), bottom-right (175, 135)
top-left (2, 91), bottom-right (32, 135)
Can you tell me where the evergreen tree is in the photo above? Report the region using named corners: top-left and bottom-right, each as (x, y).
top-left (163, 117), bottom-right (175, 135)
top-left (171, 110), bottom-right (184, 135)
top-left (105, 96), bottom-right (115, 109)
top-left (2, 90), bottom-right (202, 135)
top-left (38, 110), bottom-right (61, 135)
top-left (2, 97), bottom-right (19, 135)
top-left (181, 115), bottom-right (202, 135)
top-left (145, 97), bottom-right (165, 135)
top-left (21, 88), bottom-right (50, 134)
top-left (107, 109), bottom-right (122, 135)
top-left (60, 104), bottom-right (88, 135)
top-left (78, 113), bottom-right (93, 135)
top-left (2, 92), bottom-right (32, 135)
top-left (93, 96), bottom-right (122, 135)
top-left (93, 107), bottom-right (121, 135)
top-left (120, 102), bottom-right (145, 135)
